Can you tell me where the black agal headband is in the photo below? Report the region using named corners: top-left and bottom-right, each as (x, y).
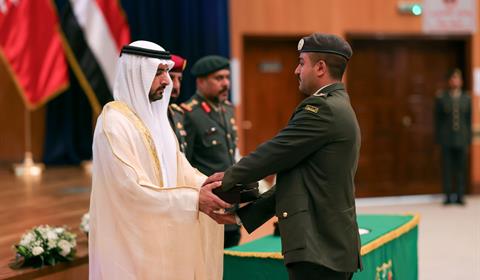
top-left (120, 45), bottom-right (171, 60)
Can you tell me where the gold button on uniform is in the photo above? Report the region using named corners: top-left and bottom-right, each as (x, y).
top-left (212, 140), bottom-right (218, 145)
top-left (282, 212), bottom-right (288, 218)
top-left (229, 149), bottom-right (234, 154)
top-left (227, 133), bottom-right (231, 139)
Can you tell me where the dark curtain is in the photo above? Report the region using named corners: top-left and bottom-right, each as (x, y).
top-left (43, 68), bottom-right (93, 165)
top-left (121, 0), bottom-right (230, 103)
top-left (43, 0), bottom-right (230, 164)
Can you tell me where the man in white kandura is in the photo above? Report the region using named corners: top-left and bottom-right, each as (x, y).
top-left (89, 40), bottom-right (230, 280)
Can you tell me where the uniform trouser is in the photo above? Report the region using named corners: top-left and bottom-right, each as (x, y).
top-left (287, 262), bottom-right (353, 280)
top-left (441, 146), bottom-right (467, 201)
top-left (224, 225), bottom-right (241, 248)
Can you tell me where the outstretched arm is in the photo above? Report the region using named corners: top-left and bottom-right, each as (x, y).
top-left (222, 98), bottom-right (333, 190)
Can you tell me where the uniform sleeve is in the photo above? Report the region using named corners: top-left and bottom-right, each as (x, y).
top-left (95, 111), bottom-right (200, 216)
top-left (237, 185), bottom-right (276, 233)
top-left (222, 98), bottom-right (333, 191)
top-left (183, 112), bottom-right (196, 161)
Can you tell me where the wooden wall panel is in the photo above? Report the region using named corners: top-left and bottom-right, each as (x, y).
top-left (230, 0), bottom-right (423, 56)
top-left (0, 58), bottom-right (45, 163)
top-left (230, 0), bottom-right (480, 193)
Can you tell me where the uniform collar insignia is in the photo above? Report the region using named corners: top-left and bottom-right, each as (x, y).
top-left (201, 101), bottom-right (211, 113)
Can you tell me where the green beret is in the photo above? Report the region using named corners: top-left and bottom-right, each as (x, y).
top-left (297, 33), bottom-right (352, 60)
top-left (191, 55), bottom-right (230, 77)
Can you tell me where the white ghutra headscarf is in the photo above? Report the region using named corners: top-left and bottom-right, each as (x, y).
top-left (113, 40), bottom-right (177, 188)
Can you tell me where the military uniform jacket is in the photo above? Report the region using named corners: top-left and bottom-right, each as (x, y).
top-left (434, 90), bottom-right (472, 147)
top-left (222, 83), bottom-right (362, 272)
top-left (182, 93), bottom-right (237, 176)
top-left (168, 104), bottom-right (188, 153)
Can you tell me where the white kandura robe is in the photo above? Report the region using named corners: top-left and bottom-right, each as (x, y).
top-left (89, 101), bottom-right (224, 280)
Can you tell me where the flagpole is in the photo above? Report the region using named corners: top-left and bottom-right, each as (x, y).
top-left (13, 108), bottom-right (44, 177)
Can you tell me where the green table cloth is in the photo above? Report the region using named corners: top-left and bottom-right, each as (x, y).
top-left (224, 214), bottom-right (419, 280)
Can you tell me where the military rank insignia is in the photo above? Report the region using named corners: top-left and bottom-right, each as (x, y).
top-left (305, 104), bottom-right (319, 113)
top-left (201, 102), bottom-right (211, 113)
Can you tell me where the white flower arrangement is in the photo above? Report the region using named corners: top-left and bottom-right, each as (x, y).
top-left (80, 213), bottom-right (89, 235)
top-left (11, 225), bottom-right (76, 268)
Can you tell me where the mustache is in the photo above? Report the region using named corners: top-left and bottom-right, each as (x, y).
top-left (218, 87), bottom-right (229, 94)
top-left (157, 86), bottom-right (166, 93)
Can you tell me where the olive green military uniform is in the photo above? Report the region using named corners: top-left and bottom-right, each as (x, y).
top-left (182, 92), bottom-right (237, 175)
top-left (168, 104), bottom-right (187, 153)
top-left (182, 92), bottom-right (240, 247)
top-left (222, 83), bottom-right (362, 273)
top-left (434, 90), bottom-right (472, 203)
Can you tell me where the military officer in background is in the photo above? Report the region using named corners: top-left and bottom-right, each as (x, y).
top-left (206, 33), bottom-right (363, 279)
top-left (181, 55), bottom-right (240, 248)
top-left (435, 68), bottom-right (472, 205)
top-left (168, 54), bottom-right (188, 153)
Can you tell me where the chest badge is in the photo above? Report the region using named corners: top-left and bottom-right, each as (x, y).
top-left (305, 104), bottom-right (319, 113)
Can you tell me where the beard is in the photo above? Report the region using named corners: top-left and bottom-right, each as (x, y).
top-left (169, 88), bottom-right (179, 103)
top-left (297, 76), bottom-right (311, 96)
top-left (149, 87), bottom-right (164, 102)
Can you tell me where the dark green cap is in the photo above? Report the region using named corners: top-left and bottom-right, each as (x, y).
top-left (191, 55), bottom-right (230, 77)
top-left (297, 33), bottom-right (352, 60)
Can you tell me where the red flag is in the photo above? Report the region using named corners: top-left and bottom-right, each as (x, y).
top-left (0, 0), bottom-right (68, 109)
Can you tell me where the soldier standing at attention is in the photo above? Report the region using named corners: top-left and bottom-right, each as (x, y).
top-left (181, 55), bottom-right (240, 248)
top-left (435, 69), bottom-right (472, 205)
top-left (167, 54), bottom-right (188, 153)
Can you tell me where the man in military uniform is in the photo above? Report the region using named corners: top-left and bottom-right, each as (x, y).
top-left (181, 55), bottom-right (240, 248)
top-left (435, 69), bottom-right (472, 205)
top-left (167, 54), bottom-right (188, 153)
top-left (206, 33), bottom-right (362, 279)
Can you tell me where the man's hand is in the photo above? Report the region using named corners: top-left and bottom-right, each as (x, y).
top-left (209, 212), bottom-right (238, 225)
top-left (199, 181), bottom-right (231, 216)
top-left (202, 172), bottom-right (225, 187)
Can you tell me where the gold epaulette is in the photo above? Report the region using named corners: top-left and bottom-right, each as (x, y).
top-left (180, 99), bottom-right (199, 112)
top-left (180, 103), bottom-right (192, 112)
top-left (170, 103), bottom-right (184, 114)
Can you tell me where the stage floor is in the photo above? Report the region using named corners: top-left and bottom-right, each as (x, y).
top-left (0, 166), bottom-right (90, 279)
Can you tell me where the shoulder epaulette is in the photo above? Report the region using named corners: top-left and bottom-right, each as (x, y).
top-left (180, 103), bottom-right (192, 112)
top-left (170, 103), bottom-right (184, 114)
top-left (180, 99), bottom-right (199, 112)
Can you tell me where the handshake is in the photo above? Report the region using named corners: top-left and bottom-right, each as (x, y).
top-left (199, 172), bottom-right (259, 224)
